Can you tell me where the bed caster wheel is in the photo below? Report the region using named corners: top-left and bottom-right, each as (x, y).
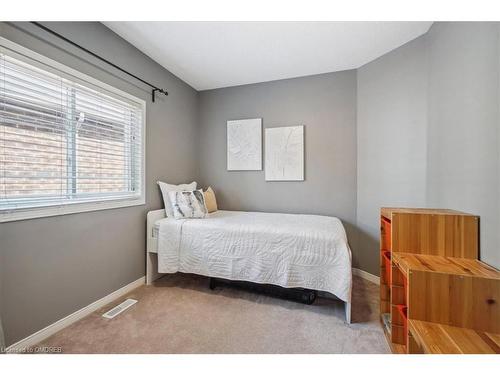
top-left (209, 278), bottom-right (217, 290)
top-left (303, 291), bottom-right (317, 305)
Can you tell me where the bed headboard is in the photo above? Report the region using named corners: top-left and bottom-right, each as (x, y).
top-left (146, 209), bottom-right (165, 253)
top-left (146, 209), bottom-right (165, 284)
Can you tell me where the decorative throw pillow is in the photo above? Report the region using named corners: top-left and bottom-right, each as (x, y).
top-left (157, 181), bottom-right (197, 217)
top-left (168, 189), bottom-right (208, 219)
top-left (203, 186), bottom-right (218, 213)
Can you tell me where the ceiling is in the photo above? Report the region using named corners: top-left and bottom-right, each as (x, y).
top-left (103, 22), bottom-right (433, 91)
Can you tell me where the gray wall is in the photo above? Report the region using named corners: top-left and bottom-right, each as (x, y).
top-left (0, 249), bottom-right (4, 350)
top-left (197, 71), bottom-right (359, 265)
top-left (426, 22), bottom-right (500, 269)
top-left (357, 22), bottom-right (500, 272)
top-left (357, 36), bottom-right (429, 275)
top-left (0, 22), bottom-right (199, 346)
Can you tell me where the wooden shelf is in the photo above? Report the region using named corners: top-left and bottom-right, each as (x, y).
top-left (382, 207), bottom-right (479, 259)
top-left (408, 319), bottom-right (500, 354)
top-left (381, 207), bottom-right (476, 220)
top-left (393, 253), bottom-right (499, 279)
top-left (378, 207), bottom-right (499, 354)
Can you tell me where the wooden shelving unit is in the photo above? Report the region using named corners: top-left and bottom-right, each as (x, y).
top-left (392, 253), bottom-right (499, 278)
top-left (379, 207), bottom-right (500, 354)
top-left (408, 320), bottom-right (500, 354)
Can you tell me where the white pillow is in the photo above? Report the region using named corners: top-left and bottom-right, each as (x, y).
top-left (168, 189), bottom-right (207, 219)
top-left (157, 181), bottom-right (197, 217)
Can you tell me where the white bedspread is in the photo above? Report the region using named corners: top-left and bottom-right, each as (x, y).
top-left (157, 210), bottom-right (352, 302)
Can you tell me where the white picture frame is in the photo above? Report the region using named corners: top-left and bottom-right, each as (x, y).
top-left (265, 125), bottom-right (304, 181)
top-left (227, 118), bottom-right (262, 171)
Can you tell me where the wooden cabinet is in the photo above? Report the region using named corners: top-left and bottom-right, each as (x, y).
top-left (379, 207), bottom-right (500, 354)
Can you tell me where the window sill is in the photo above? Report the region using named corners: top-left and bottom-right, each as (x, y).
top-left (0, 197), bottom-right (145, 223)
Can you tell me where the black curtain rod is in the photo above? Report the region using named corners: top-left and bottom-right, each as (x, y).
top-left (31, 22), bottom-right (169, 102)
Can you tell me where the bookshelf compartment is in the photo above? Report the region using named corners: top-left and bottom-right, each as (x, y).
top-left (391, 324), bottom-right (406, 345)
top-left (382, 251), bottom-right (391, 284)
top-left (392, 285), bottom-right (406, 306)
top-left (392, 263), bottom-right (406, 287)
top-left (391, 305), bottom-right (404, 326)
top-left (396, 304), bottom-right (408, 345)
top-left (381, 217), bottom-right (391, 251)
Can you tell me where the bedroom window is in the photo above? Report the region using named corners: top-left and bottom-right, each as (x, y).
top-left (0, 38), bottom-right (145, 222)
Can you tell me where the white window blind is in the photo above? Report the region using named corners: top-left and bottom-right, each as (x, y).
top-left (0, 45), bottom-right (145, 217)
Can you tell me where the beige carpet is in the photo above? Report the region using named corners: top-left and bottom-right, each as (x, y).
top-left (38, 273), bottom-right (390, 354)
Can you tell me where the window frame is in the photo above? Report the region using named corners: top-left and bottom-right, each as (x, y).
top-left (0, 37), bottom-right (146, 223)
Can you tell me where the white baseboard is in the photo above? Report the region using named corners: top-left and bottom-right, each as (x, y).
top-left (6, 276), bottom-right (145, 353)
top-left (353, 268), bottom-right (380, 285)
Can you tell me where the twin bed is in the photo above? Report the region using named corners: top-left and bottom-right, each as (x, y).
top-left (146, 209), bottom-right (353, 322)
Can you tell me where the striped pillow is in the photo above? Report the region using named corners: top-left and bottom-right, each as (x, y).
top-left (168, 189), bottom-right (208, 219)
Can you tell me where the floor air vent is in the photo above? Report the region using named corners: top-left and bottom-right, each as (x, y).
top-left (102, 298), bottom-right (138, 319)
